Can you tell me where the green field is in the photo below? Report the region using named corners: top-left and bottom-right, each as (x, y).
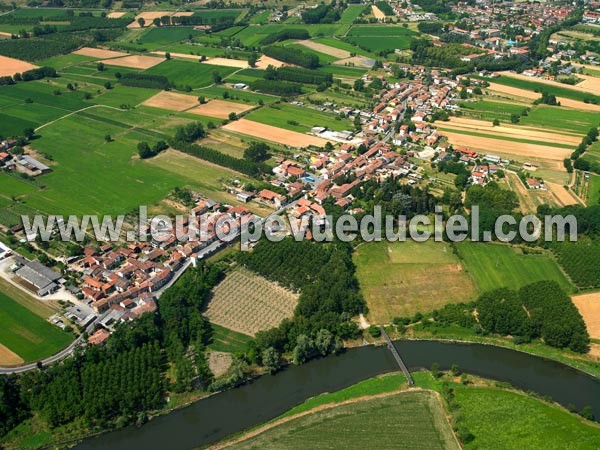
top-left (455, 388), bottom-right (600, 449)
top-left (144, 60), bottom-right (238, 89)
top-left (456, 242), bottom-right (573, 293)
top-left (458, 99), bottom-right (528, 122)
top-left (208, 323), bottom-right (252, 353)
top-left (483, 74), bottom-right (600, 104)
top-left (354, 240), bottom-right (478, 322)
top-left (519, 106), bottom-right (600, 134)
top-left (588, 174), bottom-right (600, 206)
top-left (319, 64), bottom-right (367, 79)
top-left (245, 103), bottom-right (352, 132)
top-left (0, 291), bottom-right (73, 363)
top-left (226, 390), bottom-right (458, 450)
top-left (137, 26), bottom-right (203, 48)
top-left (345, 25), bottom-right (417, 52)
top-left (313, 37), bottom-right (377, 58)
top-left (284, 42), bottom-right (339, 64)
top-left (338, 4), bottom-right (367, 23)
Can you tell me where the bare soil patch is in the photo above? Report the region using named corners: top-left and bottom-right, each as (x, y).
top-left (571, 292), bottom-right (600, 340)
top-left (439, 130), bottom-right (572, 161)
top-left (0, 344), bottom-right (24, 366)
top-left (142, 91), bottom-right (199, 111)
top-left (0, 55), bottom-right (38, 77)
top-left (101, 54), bottom-right (163, 69)
top-left (255, 55), bottom-right (287, 69)
top-left (371, 4), bottom-right (386, 19)
top-left (204, 57), bottom-right (248, 68)
top-left (189, 99), bottom-right (254, 119)
top-left (223, 118), bottom-right (330, 147)
top-left (546, 181), bottom-right (580, 206)
top-left (204, 268), bottom-right (298, 336)
top-left (297, 40), bottom-right (350, 59)
top-left (334, 55), bottom-right (375, 68)
top-left (73, 47), bottom-right (127, 59)
top-left (106, 11), bottom-right (127, 19)
top-left (208, 351), bottom-right (233, 378)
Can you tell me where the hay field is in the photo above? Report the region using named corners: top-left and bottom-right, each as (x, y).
top-left (354, 240), bottom-right (477, 323)
top-left (204, 268), bottom-right (299, 336)
top-left (223, 118), bottom-right (330, 147)
top-left (255, 55), bottom-right (287, 69)
top-left (0, 55), bottom-right (38, 77)
top-left (143, 91), bottom-right (199, 111)
top-left (439, 117), bottom-right (581, 145)
top-left (204, 57), bottom-right (249, 68)
top-left (73, 47), bottom-right (127, 59)
top-left (546, 182), bottom-right (581, 206)
top-left (486, 82), bottom-right (600, 112)
top-left (0, 343), bottom-right (24, 366)
top-left (439, 130), bottom-right (572, 161)
top-left (296, 40), bottom-right (350, 59)
top-left (101, 54), bottom-right (163, 69)
top-left (106, 11), bottom-right (127, 19)
top-left (571, 292), bottom-right (600, 339)
top-left (189, 99), bottom-right (254, 119)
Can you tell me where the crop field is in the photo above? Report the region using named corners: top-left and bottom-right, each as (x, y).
top-left (245, 103), bottom-right (352, 132)
top-left (102, 54), bottom-right (164, 69)
top-left (338, 5), bottom-right (367, 23)
top-left (224, 118), bottom-right (331, 147)
top-left (454, 388), bottom-right (600, 449)
top-left (137, 26), bottom-right (203, 48)
top-left (284, 43), bottom-right (339, 64)
top-left (189, 99), bottom-right (254, 119)
top-left (142, 90), bottom-right (199, 111)
top-left (571, 292), bottom-right (600, 339)
top-left (345, 25), bottom-right (416, 52)
top-left (314, 37), bottom-right (376, 58)
top-left (0, 291), bottom-right (73, 364)
top-left (518, 106), bottom-right (600, 134)
top-left (204, 267), bottom-right (298, 336)
top-left (456, 242), bottom-right (573, 293)
top-left (588, 175), bottom-right (600, 206)
top-left (0, 55), bottom-right (38, 77)
top-left (484, 74), bottom-right (600, 105)
top-left (144, 60), bottom-right (238, 88)
top-left (458, 99), bottom-right (530, 122)
top-left (225, 390), bottom-right (458, 450)
top-left (354, 240), bottom-right (477, 322)
top-left (208, 323), bottom-right (253, 353)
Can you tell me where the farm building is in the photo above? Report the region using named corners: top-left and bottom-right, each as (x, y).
top-left (13, 257), bottom-right (62, 296)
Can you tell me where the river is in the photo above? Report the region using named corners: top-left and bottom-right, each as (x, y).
top-left (74, 340), bottom-right (600, 450)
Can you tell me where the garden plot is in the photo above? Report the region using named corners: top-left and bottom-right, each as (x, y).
top-left (204, 268), bottom-right (299, 336)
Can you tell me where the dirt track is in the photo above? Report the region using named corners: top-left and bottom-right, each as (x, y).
top-left (439, 130), bottom-right (572, 161)
top-left (223, 119), bottom-right (330, 147)
top-left (571, 292), bottom-right (600, 339)
top-left (189, 100), bottom-right (254, 119)
top-left (0, 55), bottom-right (38, 77)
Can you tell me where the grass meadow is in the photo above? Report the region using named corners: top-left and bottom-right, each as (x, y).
top-left (588, 174), bottom-right (600, 206)
top-left (225, 390), bottom-right (458, 450)
top-left (208, 323), bottom-right (253, 353)
top-left (456, 242), bottom-right (573, 293)
top-left (0, 291), bottom-right (73, 362)
top-left (354, 240), bottom-right (477, 323)
top-left (245, 103), bottom-right (352, 132)
top-left (455, 388), bottom-right (600, 449)
top-left (144, 60), bottom-right (238, 89)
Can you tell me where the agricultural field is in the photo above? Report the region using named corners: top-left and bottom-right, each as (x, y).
top-left (553, 240), bottom-right (600, 289)
top-left (454, 387), bottom-right (600, 449)
top-left (204, 267), bottom-right (299, 336)
top-left (136, 26), bottom-right (204, 48)
top-left (588, 175), bottom-right (600, 206)
top-left (482, 74), bottom-right (600, 105)
top-left (144, 60), bottom-right (238, 89)
top-left (571, 292), bottom-right (600, 340)
top-left (354, 240), bottom-right (478, 323)
top-left (223, 118), bottom-right (331, 147)
top-left (245, 103), bottom-right (352, 132)
top-left (344, 25), bottom-right (417, 53)
top-left (208, 323), bottom-right (253, 354)
top-left (456, 242), bottom-right (573, 293)
top-left (338, 5), bottom-right (367, 24)
top-left (225, 390), bottom-right (458, 450)
top-left (0, 290), bottom-right (73, 364)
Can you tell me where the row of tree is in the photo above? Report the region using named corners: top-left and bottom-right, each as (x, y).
top-left (262, 46), bottom-right (320, 69)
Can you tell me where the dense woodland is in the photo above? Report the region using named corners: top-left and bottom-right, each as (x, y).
top-left (432, 281), bottom-right (589, 353)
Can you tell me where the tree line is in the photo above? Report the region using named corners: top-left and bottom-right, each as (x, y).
top-left (249, 79), bottom-right (303, 96)
top-left (260, 29), bottom-right (310, 46)
top-left (265, 65), bottom-right (333, 86)
top-left (262, 45), bottom-right (320, 69)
